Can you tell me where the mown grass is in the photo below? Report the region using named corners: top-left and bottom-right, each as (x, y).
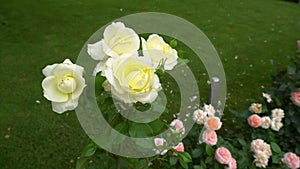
top-left (0, 0), bottom-right (299, 168)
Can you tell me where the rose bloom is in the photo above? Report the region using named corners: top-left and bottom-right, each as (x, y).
top-left (170, 119), bottom-right (185, 134)
top-left (153, 138), bottom-right (168, 155)
top-left (261, 116), bottom-right (271, 129)
top-left (254, 154), bottom-right (270, 168)
top-left (104, 55), bottom-right (161, 104)
top-left (88, 22), bottom-right (139, 59)
top-left (142, 34), bottom-right (178, 70)
top-left (225, 158), bottom-right (237, 169)
top-left (251, 139), bottom-right (272, 157)
top-left (42, 59), bottom-right (86, 113)
top-left (271, 108), bottom-right (285, 119)
top-left (291, 92), bottom-right (300, 107)
top-left (193, 109), bottom-right (207, 124)
top-left (203, 104), bottom-right (216, 117)
top-left (205, 116), bottom-right (222, 131)
top-left (88, 22), bottom-right (140, 76)
top-left (271, 118), bottom-right (283, 131)
top-left (249, 103), bottom-right (262, 114)
top-left (215, 147), bottom-right (232, 164)
top-left (282, 152), bottom-right (300, 169)
top-left (172, 142), bottom-right (184, 156)
top-left (202, 129), bottom-right (217, 146)
top-left (248, 114), bottom-right (262, 128)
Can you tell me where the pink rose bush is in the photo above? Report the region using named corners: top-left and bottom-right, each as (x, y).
top-left (153, 119), bottom-right (186, 156)
top-left (283, 152), bottom-right (300, 169)
top-left (193, 104), bottom-right (222, 146)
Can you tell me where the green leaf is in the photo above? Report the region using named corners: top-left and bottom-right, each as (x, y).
top-left (237, 138), bottom-right (247, 146)
top-left (193, 165), bottom-right (202, 169)
top-left (81, 143), bottom-right (97, 157)
top-left (205, 144), bottom-right (214, 156)
top-left (149, 119), bottom-right (164, 134)
top-left (178, 152), bottom-right (192, 163)
top-left (129, 123), bottom-right (153, 137)
top-left (170, 39), bottom-right (178, 48)
top-left (169, 156), bottom-right (178, 166)
top-left (179, 158), bottom-right (189, 169)
top-left (272, 154), bottom-right (282, 164)
top-left (270, 142), bottom-right (282, 153)
top-left (192, 148), bottom-right (202, 158)
top-left (134, 159), bottom-right (148, 169)
top-left (205, 157), bottom-right (212, 164)
top-left (76, 157), bottom-right (89, 169)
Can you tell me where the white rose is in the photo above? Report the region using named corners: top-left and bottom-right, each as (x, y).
top-left (42, 59), bottom-right (86, 113)
top-left (88, 22), bottom-right (140, 76)
top-left (203, 104), bottom-right (216, 117)
top-left (88, 22), bottom-right (140, 59)
top-left (104, 55), bottom-right (161, 104)
top-left (271, 118), bottom-right (283, 131)
top-left (261, 116), bottom-right (271, 129)
top-left (249, 103), bottom-right (262, 114)
top-left (142, 34), bottom-right (178, 70)
top-left (271, 108), bottom-right (284, 119)
top-left (254, 154), bottom-right (270, 168)
top-left (193, 109), bottom-right (207, 124)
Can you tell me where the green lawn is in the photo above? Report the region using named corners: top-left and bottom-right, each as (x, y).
top-left (0, 0), bottom-right (299, 168)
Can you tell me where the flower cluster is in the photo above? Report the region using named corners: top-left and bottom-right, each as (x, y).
top-left (248, 97), bottom-right (284, 131)
top-left (215, 147), bottom-right (237, 169)
top-left (87, 22), bottom-right (178, 104)
top-left (193, 104), bottom-right (222, 146)
top-left (250, 139), bottom-right (272, 168)
top-left (282, 152), bottom-right (300, 169)
top-left (153, 119), bottom-right (185, 156)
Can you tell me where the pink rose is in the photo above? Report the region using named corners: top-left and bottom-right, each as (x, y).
top-left (215, 147), bottom-right (232, 164)
top-left (170, 119), bottom-right (185, 134)
top-left (248, 114), bottom-right (262, 128)
top-left (283, 152), bottom-right (300, 169)
top-left (172, 142), bottom-right (184, 156)
top-left (291, 92), bottom-right (300, 107)
top-left (225, 158), bottom-right (237, 169)
top-left (202, 129), bottom-right (218, 146)
top-left (154, 138), bottom-right (166, 146)
top-left (205, 116), bottom-right (222, 131)
top-left (297, 40), bottom-right (300, 49)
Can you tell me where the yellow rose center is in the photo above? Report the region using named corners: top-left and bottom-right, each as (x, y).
top-left (57, 74), bottom-right (77, 94)
top-left (128, 68), bottom-right (151, 92)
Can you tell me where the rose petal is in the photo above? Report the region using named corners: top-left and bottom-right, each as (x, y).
top-left (70, 75), bottom-right (86, 99)
top-left (87, 40), bottom-right (107, 61)
top-left (51, 98), bottom-right (79, 114)
top-left (42, 76), bottom-right (68, 102)
top-left (42, 64), bottom-right (58, 76)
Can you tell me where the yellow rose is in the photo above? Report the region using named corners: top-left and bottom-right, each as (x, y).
top-left (104, 55), bottom-right (161, 103)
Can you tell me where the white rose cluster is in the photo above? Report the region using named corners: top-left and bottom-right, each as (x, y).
top-left (87, 22), bottom-right (179, 104)
top-left (248, 102), bottom-right (285, 131)
top-left (251, 139), bottom-right (272, 168)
